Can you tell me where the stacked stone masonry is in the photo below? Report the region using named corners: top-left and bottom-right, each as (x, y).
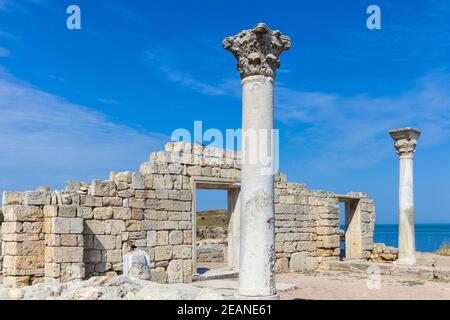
top-left (0, 142), bottom-right (375, 287)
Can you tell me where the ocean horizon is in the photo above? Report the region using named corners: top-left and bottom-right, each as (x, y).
top-left (373, 223), bottom-right (450, 252)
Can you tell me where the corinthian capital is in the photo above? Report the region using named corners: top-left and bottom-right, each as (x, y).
top-left (389, 128), bottom-right (421, 157)
top-left (223, 23), bottom-right (291, 79)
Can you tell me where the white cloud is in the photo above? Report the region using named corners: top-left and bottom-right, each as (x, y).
top-left (98, 98), bottom-right (121, 106)
top-left (276, 71), bottom-right (450, 170)
top-left (143, 49), bottom-right (240, 98)
top-left (0, 47), bottom-right (10, 57)
top-left (0, 69), bottom-right (167, 194)
top-left (0, 0), bottom-right (9, 11)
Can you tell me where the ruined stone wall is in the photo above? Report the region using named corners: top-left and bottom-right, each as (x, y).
top-left (274, 175), bottom-right (340, 273)
top-left (0, 142), bottom-right (375, 288)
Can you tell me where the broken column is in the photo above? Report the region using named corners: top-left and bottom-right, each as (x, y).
top-left (224, 23), bottom-right (291, 298)
top-left (389, 128), bottom-right (421, 266)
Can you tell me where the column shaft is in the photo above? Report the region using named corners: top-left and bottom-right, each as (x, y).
top-left (239, 75), bottom-right (276, 297)
top-left (398, 155), bottom-right (416, 265)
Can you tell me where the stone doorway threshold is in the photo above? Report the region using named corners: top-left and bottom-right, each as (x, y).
top-left (329, 254), bottom-right (450, 280)
top-left (191, 279), bottom-right (297, 299)
top-left (193, 267), bottom-right (239, 281)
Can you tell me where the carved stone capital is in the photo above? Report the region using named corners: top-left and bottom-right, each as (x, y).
top-left (389, 128), bottom-right (421, 157)
top-left (223, 23), bottom-right (291, 79)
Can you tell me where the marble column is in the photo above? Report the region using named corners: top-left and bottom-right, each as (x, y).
top-left (389, 128), bottom-right (421, 266)
top-left (223, 23), bottom-right (291, 298)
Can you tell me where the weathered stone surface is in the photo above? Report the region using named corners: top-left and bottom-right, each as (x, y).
top-left (123, 250), bottom-right (151, 281)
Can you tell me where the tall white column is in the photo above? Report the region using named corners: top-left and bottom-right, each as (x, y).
top-left (224, 23), bottom-right (291, 298)
top-left (389, 128), bottom-right (421, 266)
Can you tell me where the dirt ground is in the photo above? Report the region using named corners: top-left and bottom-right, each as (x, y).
top-left (277, 270), bottom-right (450, 300)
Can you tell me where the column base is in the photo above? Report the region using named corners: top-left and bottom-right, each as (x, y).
top-left (394, 257), bottom-right (416, 266)
top-left (236, 294), bottom-right (280, 300)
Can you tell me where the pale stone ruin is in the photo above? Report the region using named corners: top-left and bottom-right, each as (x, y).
top-left (389, 128), bottom-right (420, 266)
top-left (1, 23), bottom-right (436, 299)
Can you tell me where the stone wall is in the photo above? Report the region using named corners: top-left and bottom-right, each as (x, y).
top-left (0, 142), bottom-right (375, 287)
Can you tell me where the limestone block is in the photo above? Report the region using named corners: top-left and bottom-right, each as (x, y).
top-left (45, 234), bottom-right (60, 246)
top-left (84, 249), bottom-right (102, 262)
top-left (2, 241), bottom-right (44, 256)
top-left (156, 231), bottom-right (169, 245)
top-left (187, 166), bottom-right (201, 176)
top-left (135, 190), bottom-right (155, 199)
top-left (183, 259), bottom-right (193, 282)
top-left (93, 207), bottom-right (113, 220)
top-left (94, 235), bottom-right (117, 250)
top-left (178, 221), bottom-right (192, 230)
top-left (59, 234), bottom-right (78, 247)
top-left (168, 211), bottom-right (182, 221)
top-left (145, 199), bottom-right (159, 210)
top-left (140, 162), bottom-right (158, 175)
top-left (89, 180), bottom-right (110, 196)
top-left (4, 255), bottom-right (45, 271)
top-left (155, 189), bottom-right (169, 199)
top-left (81, 195), bottom-right (102, 207)
top-left (70, 218), bottom-right (84, 234)
top-left (112, 207), bottom-right (132, 220)
top-left (131, 209), bottom-right (144, 220)
top-left (43, 205), bottom-right (58, 218)
top-left (123, 250), bottom-right (151, 280)
top-left (106, 249), bottom-right (122, 263)
top-left (51, 217), bottom-right (71, 234)
top-left (169, 231), bottom-right (183, 245)
top-left (102, 197), bottom-right (123, 207)
top-left (1, 221), bottom-right (23, 234)
top-left (155, 246), bottom-right (172, 261)
top-left (44, 263), bottom-right (60, 278)
top-left (150, 268), bottom-right (167, 284)
top-left (47, 247), bottom-right (83, 263)
top-left (183, 230), bottom-right (192, 245)
top-left (147, 231), bottom-right (157, 247)
top-left (61, 263), bottom-right (85, 281)
top-left (153, 175), bottom-right (165, 189)
top-left (129, 198), bottom-right (145, 209)
top-left (317, 235), bottom-right (340, 249)
top-left (105, 220), bottom-right (126, 235)
top-left (2, 192), bottom-right (24, 206)
top-left (22, 221), bottom-right (43, 234)
top-left (132, 172), bottom-right (145, 190)
top-left (84, 220), bottom-right (105, 235)
top-left (290, 252), bottom-right (307, 272)
top-left (174, 201), bottom-right (190, 211)
top-left (24, 192), bottom-right (51, 205)
top-left (275, 258), bottom-right (289, 273)
top-left (3, 276), bottom-right (31, 288)
top-left (114, 171), bottom-right (132, 183)
top-left (3, 205), bottom-right (43, 222)
top-left (173, 245), bottom-right (192, 259)
top-left (77, 206), bottom-right (93, 219)
top-left (126, 220), bottom-right (141, 232)
top-left (167, 259), bottom-right (183, 283)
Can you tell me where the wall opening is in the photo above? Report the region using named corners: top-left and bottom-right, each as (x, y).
top-left (338, 196), bottom-right (363, 260)
top-left (191, 178), bottom-right (241, 277)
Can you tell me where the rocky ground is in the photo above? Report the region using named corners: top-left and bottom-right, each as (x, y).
top-left (0, 275), bottom-right (225, 300)
top-left (278, 270), bottom-right (450, 300)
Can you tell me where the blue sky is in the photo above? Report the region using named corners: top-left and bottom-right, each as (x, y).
top-left (0, 0), bottom-right (449, 223)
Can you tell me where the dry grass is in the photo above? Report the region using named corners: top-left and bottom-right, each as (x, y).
top-left (196, 209), bottom-right (227, 228)
top-left (436, 243), bottom-right (450, 256)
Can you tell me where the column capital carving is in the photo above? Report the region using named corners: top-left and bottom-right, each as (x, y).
top-left (223, 23), bottom-right (291, 79)
top-left (389, 128), bottom-right (421, 157)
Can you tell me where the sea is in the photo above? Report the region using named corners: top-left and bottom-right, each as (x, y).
top-left (373, 224), bottom-right (450, 252)
top-left (340, 224), bottom-right (450, 252)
